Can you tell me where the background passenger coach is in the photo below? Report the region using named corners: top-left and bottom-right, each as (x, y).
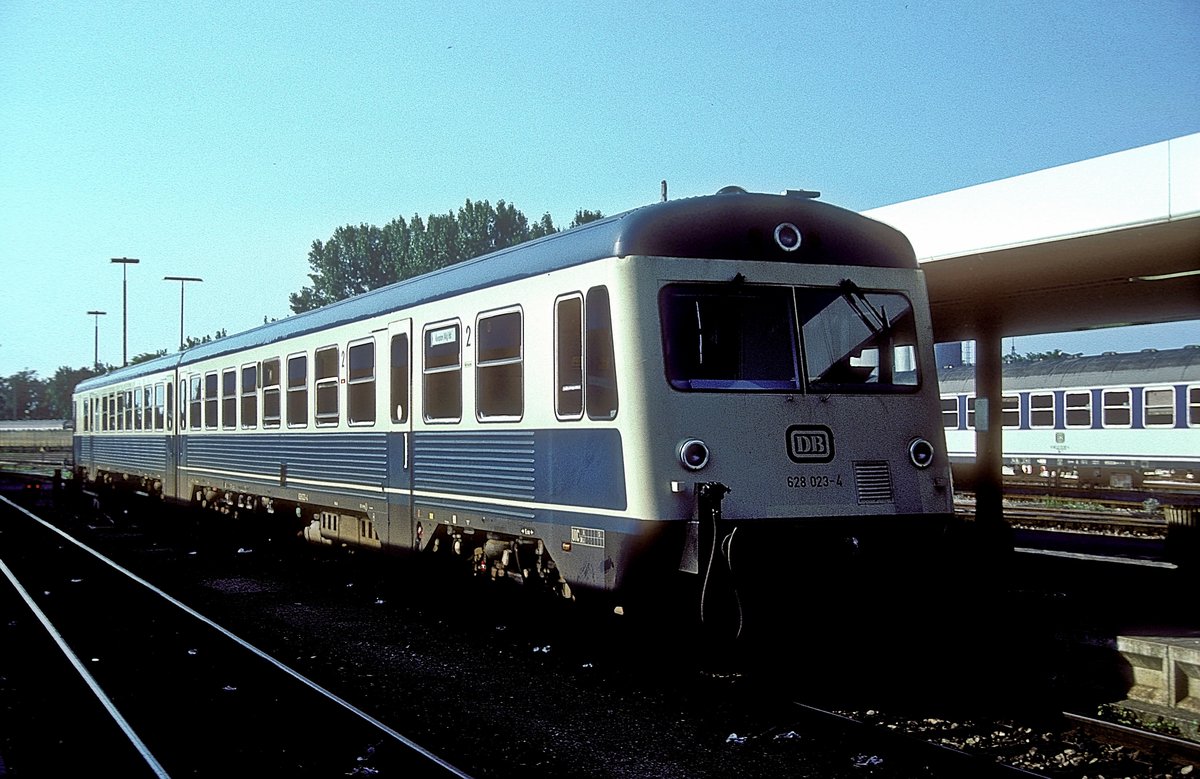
top-left (72, 188), bottom-right (956, 620)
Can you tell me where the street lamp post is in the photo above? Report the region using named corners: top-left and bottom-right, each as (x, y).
top-left (110, 257), bottom-right (140, 366)
top-left (163, 276), bottom-right (203, 350)
top-left (86, 310), bottom-right (107, 369)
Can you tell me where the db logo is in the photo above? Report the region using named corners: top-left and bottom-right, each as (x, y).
top-left (786, 425), bottom-right (834, 464)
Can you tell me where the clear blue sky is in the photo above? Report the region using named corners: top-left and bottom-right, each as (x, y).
top-left (2, 1), bottom-right (1197, 379)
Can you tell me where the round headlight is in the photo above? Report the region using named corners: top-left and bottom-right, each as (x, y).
top-left (678, 438), bottom-right (710, 471)
top-left (908, 438), bottom-right (935, 468)
top-left (774, 222), bottom-right (802, 252)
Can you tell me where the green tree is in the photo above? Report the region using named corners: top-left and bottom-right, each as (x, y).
top-left (0, 370), bottom-right (47, 419)
top-left (1002, 349), bottom-right (1078, 364)
top-left (181, 329), bottom-right (228, 349)
top-left (44, 366), bottom-right (104, 419)
top-left (530, 212), bottom-right (557, 238)
top-left (288, 198), bottom-right (601, 314)
top-left (569, 209), bottom-right (605, 228)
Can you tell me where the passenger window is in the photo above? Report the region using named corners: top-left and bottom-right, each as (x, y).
top-left (154, 383), bottom-right (165, 430)
top-left (124, 390), bottom-right (133, 430)
top-left (187, 377), bottom-right (198, 429)
top-left (423, 322), bottom-right (462, 423)
top-left (966, 396), bottom-right (977, 429)
top-left (1102, 389), bottom-right (1131, 427)
top-left (477, 309), bottom-right (523, 421)
top-left (555, 295), bottom-right (584, 420)
top-left (586, 286), bottom-right (618, 420)
top-left (263, 358), bottom-right (281, 428)
top-left (205, 373), bottom-right (219, 429)
top-left (940, 397), bottom-right (958, 429)
top-left (1190, 386), bottom-right (1200, 427)
top-left (1065, 391), bottom-right (1091, 428)
top-left (1144, 387), bottom-right (1174, 427)
top-left (241, 364), bottom-right (258, 429)
top-left (390, 334), bottom-right (410, 424)
top-left (1029, 393), bottom-right (1054, 428)
top-left (315, 346), bottom-right (339, 425)
top-left (222, 369), bottom-right (237, 429)
top-left (348, 340), bottom-right (376, 425)
top-left (287, 354), bottom-right (308, 427)
top-left (134, 386), bottom-right (144, 431)
top-left (1002, 395), bottom-right (1020, 428)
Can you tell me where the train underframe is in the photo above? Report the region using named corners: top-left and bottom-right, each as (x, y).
top-left (76, 465), bottom-right (580, 603)
top-left (74, 465), bottom-right (969, 635)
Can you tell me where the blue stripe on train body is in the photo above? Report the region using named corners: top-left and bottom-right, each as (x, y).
top-left (175, 428), bottom-right (626, 511)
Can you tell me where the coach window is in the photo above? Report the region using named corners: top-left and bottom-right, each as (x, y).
top-left (221, 369), bottom-right (237, 429)
top-left (1102, 389), bottom-right (1131, 427)
top-left (263, 358), bottom-right (281, 428)
top-left (134, 386), bottom-right (144, 431)
top-left (586, 286), bottom-right (618, 420)
top-left (315, 346), bottom-right (339, 426)
top-left (477, 309), bottom-right (523, 421)
top-left (1029, 393), bottom-right (1054, 428)
top-left (144, 386), bottom-right (153, 430)
top-left (1144, 387), bottom-right (1174, 428)
top-left (125, 390), bottom-right (134, 430)
top-left (423, 321), bottom-right (462, 423)
top-left (390, 335), bottom-right (410, 424)
top-left (204, 372), bottom-right (219, 429)
top-left (966, 396), bottom-right (977, 429)
top-left (179, 380), bottom-right (187, 429)
top-left (190, 376), bottom-right (202, 430)
top-left (1002, 395), bottom-right (1020, 428)
top-left (287, 354), bottom-right (308, 427)
top-left (1065, 391), bottom-right (1091, 428)
top-left (940, 397), bottom-right (958, 429)
top-left (555, 295), bottom-right (584, 420)
top-left (155, 384), bottom-right (165, 430)
top-left (348, 339), bottom-right (376, 425)
top-left (1190, 386), bottom-right (1200, 427)
top-left (116, 391), bottom-right (125, 431)
top-left (241, 364), bottom-right (258, 429)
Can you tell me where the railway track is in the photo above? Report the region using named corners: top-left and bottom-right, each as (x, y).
top-left (3, 469), bottom-right (1196, 777)
top-left (0, 491), bottom-right (469, 777)
top-left (956, 496), bottom-right (1167, 537)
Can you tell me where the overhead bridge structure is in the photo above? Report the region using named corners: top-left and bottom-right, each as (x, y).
top-left (864, 132), bottom-right (1200, 536)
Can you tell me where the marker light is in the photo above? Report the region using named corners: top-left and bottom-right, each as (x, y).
top-left (908, 438), bottom-right (935, 468)
top-left (774, 222), bottom-right (802, 252)
top-left (678, 439), bottom-right (710, 471)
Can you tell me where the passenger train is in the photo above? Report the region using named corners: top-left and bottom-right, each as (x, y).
top-left (938, 347), bottom-right (1200, 492)
top-left (72, 188), bottom-right (956, 619)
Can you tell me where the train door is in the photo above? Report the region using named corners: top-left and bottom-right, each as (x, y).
top-left (386, 319), bottom-right (417, 549)
top-left (164, 375), bottom-right (179, 499)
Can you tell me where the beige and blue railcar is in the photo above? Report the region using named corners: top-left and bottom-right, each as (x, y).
top-left (74, 189), bottom-right (956, 614)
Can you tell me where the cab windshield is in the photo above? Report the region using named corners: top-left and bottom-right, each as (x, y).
top-left (661, 282), bottom-right (920, 392)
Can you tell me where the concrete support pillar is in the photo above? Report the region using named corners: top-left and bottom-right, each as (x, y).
top-left (973, 326), bottom-right (1013, 553)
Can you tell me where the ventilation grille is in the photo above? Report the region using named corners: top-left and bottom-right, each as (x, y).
top-left (854, 461), bottom-right (893, 504)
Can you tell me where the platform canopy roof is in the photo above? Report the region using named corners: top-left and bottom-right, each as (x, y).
top-left (864, 133), bottom-right (1200, 343)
